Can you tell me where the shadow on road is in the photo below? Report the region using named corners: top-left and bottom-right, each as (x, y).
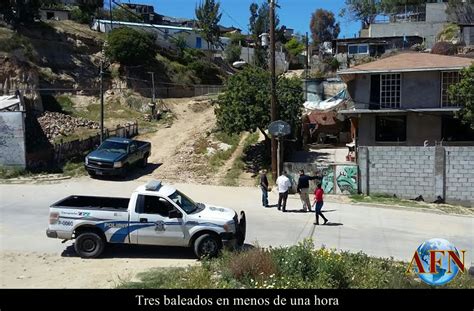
top-left (61, 244), bottom-right (196, 259)
top-left (91, 163), bottom-right (162, 182)
top-left (323, 222), bottom-right (343, 226)
top-left (61, 242), bottom-right (256, 259)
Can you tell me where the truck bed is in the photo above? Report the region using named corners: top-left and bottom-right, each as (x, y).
top-left (52, 195), bottom-right (130, 211)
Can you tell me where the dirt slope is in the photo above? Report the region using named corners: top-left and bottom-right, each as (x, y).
top-left (140, 97), bottom-right (217, 184)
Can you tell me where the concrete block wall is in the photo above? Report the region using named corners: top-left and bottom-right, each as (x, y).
top-left (365, 146), bottom-right (436, 199)
top-left (445, 147), bottom-right (474, 204)
top-left (358, 146), bottom-right (474, 206)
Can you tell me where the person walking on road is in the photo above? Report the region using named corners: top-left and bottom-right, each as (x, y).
top-left (276, 171), bottom-right (291, 212)
top-left (313, 183), bottom-right (328, 225)
top-left (297, 170), bottom-right (320, 212)
top-left (259, 169), bottom-right (270, 207)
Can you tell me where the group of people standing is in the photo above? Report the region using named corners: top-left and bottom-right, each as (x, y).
top-left (259, 169), bottom-right (329, 225)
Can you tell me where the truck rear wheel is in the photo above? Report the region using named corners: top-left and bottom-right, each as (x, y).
top-left (193, 233), bottom-right (221, 259)
top-left (141, 156), bottom-right (148, 168)
top-left (74, 232), bottom-right (105, 258)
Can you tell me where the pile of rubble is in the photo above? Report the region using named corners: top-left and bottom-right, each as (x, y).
top-left (37, 112), bottom-right (99, 141)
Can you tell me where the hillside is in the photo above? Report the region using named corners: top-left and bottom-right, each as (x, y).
top-left (0, 20), bottom-right (229, 146)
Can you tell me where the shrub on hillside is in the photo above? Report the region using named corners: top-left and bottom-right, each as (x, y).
top-left (431, 41), bottom-right (457, 55)
top-left (105, 27), bottom-right (157, 65)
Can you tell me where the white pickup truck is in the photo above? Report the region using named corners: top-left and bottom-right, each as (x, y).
top-left (46, 180), bottom-right (246, 258)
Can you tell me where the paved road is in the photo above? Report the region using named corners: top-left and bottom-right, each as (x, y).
top-left (1, 177), bottom-right (472, 262)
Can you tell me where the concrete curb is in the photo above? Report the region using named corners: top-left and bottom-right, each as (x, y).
top-left (0, 175), bottom-right (72, 184)
top-left (344, 201), bottom-right (474, 218)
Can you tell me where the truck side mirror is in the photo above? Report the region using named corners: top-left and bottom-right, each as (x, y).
top-left (168, 210), bottom-right (182, 219)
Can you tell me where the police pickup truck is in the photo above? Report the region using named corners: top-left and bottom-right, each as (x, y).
top-left (46, 180), bottom-right (246, 258)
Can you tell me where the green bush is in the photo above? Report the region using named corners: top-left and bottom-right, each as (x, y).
top-left (105, 27), bottom-right (157, 65)
top-left (0, 166), bottom-right (26, 179)
top-left (70, 7), bottom-right (91, 24)
top-left (188, 60), bottom-right (221, 84)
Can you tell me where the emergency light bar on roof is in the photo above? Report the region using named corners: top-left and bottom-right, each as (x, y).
top-left (145, 180), bottom-right (162, 191)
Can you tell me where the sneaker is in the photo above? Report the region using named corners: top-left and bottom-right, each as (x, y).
top-left (313, 222), bottom-right (319, 225)
top-left (323, 220), bottom-right (328, 225)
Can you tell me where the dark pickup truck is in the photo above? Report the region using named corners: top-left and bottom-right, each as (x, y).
top-left (85, 137), bottom-right (151, 177)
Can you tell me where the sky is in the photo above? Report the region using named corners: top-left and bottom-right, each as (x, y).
top-left (115, 0), bottom-right (361, 39)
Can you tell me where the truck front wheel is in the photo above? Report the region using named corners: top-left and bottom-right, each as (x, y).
top-left (74, 232), bottom-right (105, 258)
top-left (193, 234), bottom-right (221, 259)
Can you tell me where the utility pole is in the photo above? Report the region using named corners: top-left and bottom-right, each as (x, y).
top-left (148, 72), bottom-right (155, 103)
top-left (99, 61), bottom-right (105, 143)
top-left (109, 0), bottom-right (113, 31)
top-left (305, 32), bottom-right (309, 79)
top-left (269, 0), bottom-right (278, 180)
top-left (148, 72), bottom-right (156, 119)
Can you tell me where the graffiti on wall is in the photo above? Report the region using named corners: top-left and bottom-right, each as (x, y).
top-left (314, 166), bottom-right (334, 194)
top-left (335, 165), bottom-right (358, 194)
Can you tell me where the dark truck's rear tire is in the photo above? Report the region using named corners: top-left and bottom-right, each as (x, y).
top-left (141, 155), bottom-right (148, 168)
top-left (74, 232), bottom-right (105, 258)
top-left (193, 233), bottom-right (221, 259)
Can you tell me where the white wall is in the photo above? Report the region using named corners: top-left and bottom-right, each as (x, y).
top-left (92, 20), bottom-right (230, 51)
top-left (0, 112), bottom-right (26, 169)
top-left (239, 47), bottom-right (289, 74)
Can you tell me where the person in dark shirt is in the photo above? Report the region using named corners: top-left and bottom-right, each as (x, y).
top-left (297, 169), bottom-right (320, 212)
top-left (259, 169), bottom-right (269, 207)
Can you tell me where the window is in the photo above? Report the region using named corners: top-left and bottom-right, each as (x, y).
top-left (380, 73), bottom-right (401, 108)
top-left (348, 44), bottom-right (369, 55)
top-left (441, 71), bottom-right (460, 107)
top-left (376, 116), bottom-right (406, 142)
top-left (370, 74), bottom-right (380, 107)
top-left (141, 195), bottom-right (175, 217)
top-left (442, 116), bottom-right (474, 141)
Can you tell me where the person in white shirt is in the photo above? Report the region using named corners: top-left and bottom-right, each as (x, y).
top-left (276, 171), bottom-right (292, 212)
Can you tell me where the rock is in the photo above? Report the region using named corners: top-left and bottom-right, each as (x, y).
top-left (218, 142), bottom-right (232, 152)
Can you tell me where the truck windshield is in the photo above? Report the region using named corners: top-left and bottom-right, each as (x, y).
top-left (169, 190), bottom-right (198, 214)
top-left (98, 141), bottom-right (128, 154)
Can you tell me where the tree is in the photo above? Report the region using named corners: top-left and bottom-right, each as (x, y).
top-left (340, 0), bottom-right (380, 29)
top-left (224, 44), bottom-right (242, 64)
top-left (284, 37), bottom-right (304, 64)
top-left (446, 0), bottom-right (474, 24)
top-left (310, 9), bottom-right (340, 47)
top-left (77, 0), bottom-right (104, 14)
top-left (195, 0), bottom-right (222, 51)
top-left (105, 27), bottom-right (156, 65)
top-left (215, 66), bottom-right (303, 140)
top-left (0, 0), bottom-right (55, 25)
top-left (449, 64), bottom-right (474, 129)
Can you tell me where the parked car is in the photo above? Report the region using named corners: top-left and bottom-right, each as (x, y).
top-left (46, 180), bottom-right (246, 258)
top-left (84, 137), bottom-right (151, 177)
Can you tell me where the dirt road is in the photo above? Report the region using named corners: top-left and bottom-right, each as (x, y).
top-left (140, 97), bottom-right (216, 184)
top-left (0, 250), bottom-right (196, 288)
